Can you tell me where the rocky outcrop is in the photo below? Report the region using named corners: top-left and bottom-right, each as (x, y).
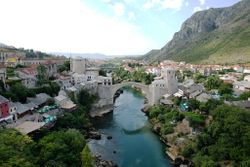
top-left (94, 156), bottom-right (118, 167)
top-left (143, 108), bottom-right (197, 166)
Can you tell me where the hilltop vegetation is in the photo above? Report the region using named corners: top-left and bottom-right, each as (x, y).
top-left (142, 0), bottom-right (250, 64)
top-left (0, 43), bottom-right (56, 59)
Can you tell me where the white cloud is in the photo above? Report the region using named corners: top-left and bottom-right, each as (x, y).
top-left (102, 0), bottom-right (111, 3)
top-left (128, 12), bottom-right (136, 20)
top-left (112, 2), bottom-right (125, 17)
top-left (160, 0), bottom-right (184, 10)
top-left (143, 0), bottom-right (184, 10)
top-left (124, 0), bottom-right (135, 4)
top-left (199, 0), bottom-right (205, 5)
top-left (185, 1), bottom-right (189, 7)
top-left (143, 0), bottom-right (161, 9)
top-left (0, 0), bottom-right (155, 55)
top-left (193, 6), bottom-right (202, 13)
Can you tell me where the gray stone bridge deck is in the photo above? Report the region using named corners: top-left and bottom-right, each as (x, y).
top-left (111, 82), bottom-right (150, 100)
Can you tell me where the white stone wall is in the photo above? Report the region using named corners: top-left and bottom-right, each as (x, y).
top-left (162, 68), bottom-right (178, 94)
top-left (96, 85), bottom-right (113, 107)
top-left (149, 80), bottom-right (168, 105)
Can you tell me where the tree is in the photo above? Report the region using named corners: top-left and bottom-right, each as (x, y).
top-left (0, 80), bottom-right (5, 92)
top-left (194, 73), bottom-right (206, 84)
top-left (192, 105), bottom-right (250, 165)
top-left (0, 129), bottom-right (34, 167)
top-left (81, 145), bottom-right (94, 167)
top-left (188, 99), bottom-right (200, 111)
top-left (77, 89), bottom-right (97, 111)
top-left (53, 108), bottom-right (90, 131)
top-left (205, 75), bottom-right (222, 90)
top-left (10, 83), bottom-right (29, 103)
top-left (36, 129), bottom-right (86, 167)
top-left (99, 69), bottom-right (107, 77)
top-left (58, 60), bottom-right (70, 73)
top-left (37, 65), bottom-right (47, 82)
top-left (239, 92), bottom-right (250, 100)
top-left (218, 83), bottom-right (233, 95)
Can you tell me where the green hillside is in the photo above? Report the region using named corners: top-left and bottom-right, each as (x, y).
top-left (142, 0), bottom-right (250, 64)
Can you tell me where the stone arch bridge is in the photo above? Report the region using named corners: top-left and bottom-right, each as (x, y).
top-left (111, 82), bottom-right (151, 102)
top-left (96, 81), bottom-right (152, 107)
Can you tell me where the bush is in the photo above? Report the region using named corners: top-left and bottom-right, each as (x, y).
top-left (182, 144), bottom-right (195, 158)
top-left (184, 112), bottom-right (205, 127)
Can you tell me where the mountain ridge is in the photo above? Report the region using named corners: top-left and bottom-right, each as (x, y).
top-left (142, 0), bottom-right (250, 64)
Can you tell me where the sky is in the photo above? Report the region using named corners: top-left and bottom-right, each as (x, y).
top-left (0, 0), bottom-right (241, 56)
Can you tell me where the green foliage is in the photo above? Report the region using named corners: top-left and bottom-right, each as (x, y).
top-left (218, 83), bottom-right (233, 95)
top-left (36, 129), bottom-right (86, 167)
top-left (32, 81), bottom-right (60, 97)
top-left (6, 83), bottom-right (35, 103)
top-left (77, 89), bottom-right (97, 111)
top-left (198, 99), bottom-right (223, 114)
top-left (148, 105), bottom-right (167, 118)
top-left (0, 128), bottom-right (94, 167)
top-left (58, 60), bottom-right (70, 73)
top-left (239, 92), bottom-right (250, 100)
top-left (113, 67), bottom-right (131, 83)
top-left (192, 105), bottom-right (250, 165)
top-left (37, 65), bottom-right (47, 82)
top-left (188, 99), bottom-right (200, 111)
top-left (194, 73), bottom-right (206, 84)
top-left (0, 129), bottom-right (35, 167)
top-left (22, 49), bottom-right (50, 59)
top-left (0, 80), bottom-right (5, 92)
top-left (204, 75), bottom-right (223, 90)
top-left (6, 67), bottom-right (15, 77)
top-left (184, 112), bottom-right (205, 127)
top-left (53, 108), bottom-right (90, 132)
top-left (128, 63), bottom-right (142, 68)
top-left (161, 124), bottom-right (174, 135)
top-left (15, 64), bottom-right (26, 69)
top-left (81, 145), bottom-right (94, 167)
top-left (176, 70), bottom-right (185, 82)
top-left (113, 67), bottom-right (155, 85)
top-left (99, 69), bottom-right (107, 77)
top-left (148, 105), bottom-right (185, 135)
top-left (182, 143), bottom-right (195, 158)
top-left (193, 154), bottom-right (217, 167)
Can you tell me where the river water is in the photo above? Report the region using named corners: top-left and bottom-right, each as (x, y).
top-left (88, 88), bottom-right (172, 167)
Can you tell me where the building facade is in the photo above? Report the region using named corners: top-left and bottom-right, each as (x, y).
top-left (70, 57), bottom-right (86, 74)
top-left (0, 95), bottom-right (9, 118)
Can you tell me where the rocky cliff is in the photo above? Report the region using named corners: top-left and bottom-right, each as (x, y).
top-left (143, 0), bottom-right (250, 64)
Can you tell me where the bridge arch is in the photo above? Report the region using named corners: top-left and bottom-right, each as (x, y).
top-left (111, 82), bottom-right (151, 103)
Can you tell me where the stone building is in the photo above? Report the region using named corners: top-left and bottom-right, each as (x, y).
top-left (0, 67), bottom-right (7, 85)
top-left (70, 57), bottom-right (86, 74)
top-left (150, 68), bottom-right (178, 104)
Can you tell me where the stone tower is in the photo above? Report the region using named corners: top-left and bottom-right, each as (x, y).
top-left (162, 68), bottom-right (178, 94)
top-left (70, 57), bottom-right (86, 74)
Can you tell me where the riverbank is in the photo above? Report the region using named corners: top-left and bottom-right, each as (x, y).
top-left (142, 106), bottom-right (194, 167)
top-left (90, 105), bottom-right (114, 118)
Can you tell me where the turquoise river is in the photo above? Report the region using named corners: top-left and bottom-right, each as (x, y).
top-left (88, 88), bottom-right (173, 167)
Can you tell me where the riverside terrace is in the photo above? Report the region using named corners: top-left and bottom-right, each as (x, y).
top-left (1, 93), bottom-right (60, 134)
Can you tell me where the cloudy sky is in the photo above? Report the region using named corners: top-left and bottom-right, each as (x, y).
top-left (0, 0), bottom-right (241, 55)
